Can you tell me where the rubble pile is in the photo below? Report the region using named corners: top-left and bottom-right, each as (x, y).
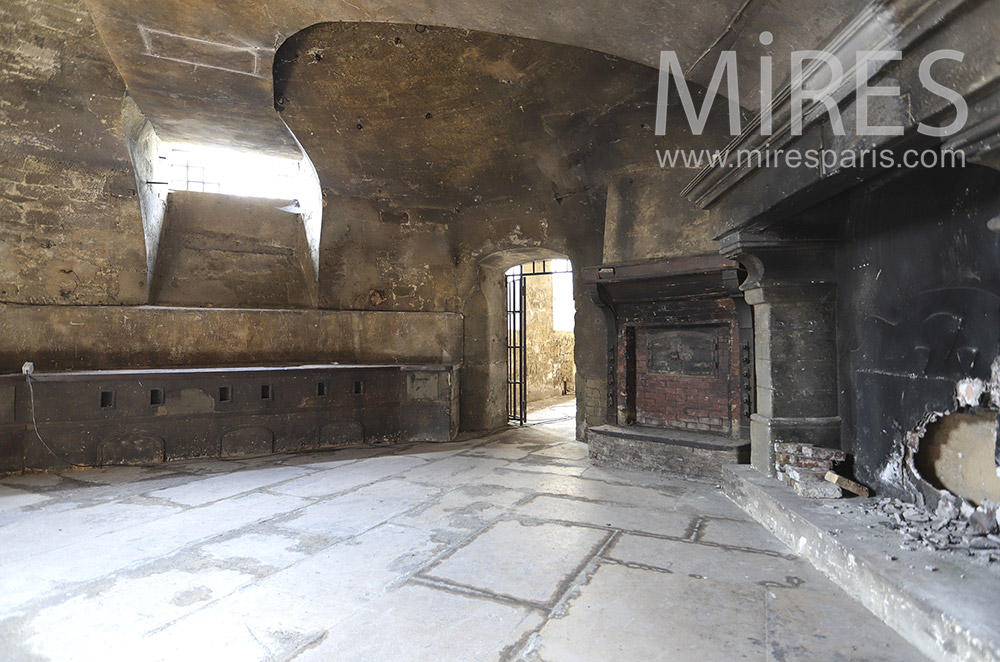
top-left (853, 494), bottom-right (1000, 564)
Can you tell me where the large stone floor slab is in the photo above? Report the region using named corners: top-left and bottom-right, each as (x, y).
top-left (0, 404), bottom-right (926, 661)
top-left (423, 520), bottom-right (609, 606)
top-left (535, 564), bottom-right (767, 662)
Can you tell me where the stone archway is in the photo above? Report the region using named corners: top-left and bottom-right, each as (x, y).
top-left (461, 248), bottom-right (570, 432)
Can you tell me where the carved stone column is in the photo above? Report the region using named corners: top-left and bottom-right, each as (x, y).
top-left (720, 232), bottom-right (841, 476)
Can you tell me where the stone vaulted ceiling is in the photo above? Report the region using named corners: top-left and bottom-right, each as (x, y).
top-left (79, 0), bottom-right (865, 158)
top-left (272, 22), bottom-right (657, 209)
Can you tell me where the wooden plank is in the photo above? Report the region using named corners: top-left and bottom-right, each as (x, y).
top-left (824, 471), bottom-right (872, 497)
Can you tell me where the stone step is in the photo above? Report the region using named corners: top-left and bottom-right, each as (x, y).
top-left (587, 425), bottom-right (749, 478)
top-left (722, 465), bottom-right (1000, 662)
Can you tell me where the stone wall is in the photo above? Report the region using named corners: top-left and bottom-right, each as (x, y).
top-left (0, 6), bottom-right (464, 405)
top-left (0, 9), bottom-right (742, 441)
top-left (525, 273), bottom-right (575, 403)
top-left (916, 412), bottom-right (1000, 505)
top-left (274, 24), bottom-right (646, 435)
top-left (0, 304), bottom-right (461, 372)
top-left (0, 0), bottom-right (145, 306)
top-left (594, 95), bottom-right (746, 266)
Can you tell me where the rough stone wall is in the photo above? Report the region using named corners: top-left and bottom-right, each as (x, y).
top-left (80, 0), bottom-right (867, 161)
top-left (0, 0), bottom-right (146, 305)
top-left (121, 95), bottom-right (168, 296)
top-left (591, 98), bottom-right (747, 265)
top-left (0, 12), bottom-right (744, 441)
top-left (0, 304), bottom-right (462, 371)
top-left (0, 7), bottom-right (455, 383)
top-left (275, 24), bottom-right (642, 434)
top-left (525, 273), bottom-right (575, 403)
top-left (319, 196), bottom-right (468, 313)
top-left (603, 171), bottom-right (720, 263)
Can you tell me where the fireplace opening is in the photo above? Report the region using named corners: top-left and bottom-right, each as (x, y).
top-left (871, 404), bottom-right (1000, 560)
top-left (505, 260), bottom-right (576, 425)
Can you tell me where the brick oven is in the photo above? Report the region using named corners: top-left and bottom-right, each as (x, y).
top-left (583, 255), bottom-right (753, 477)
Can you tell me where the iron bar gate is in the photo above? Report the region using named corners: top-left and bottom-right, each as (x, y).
top-left (506, 267), bottom-right (527, 424)
top-left (505, 260), bottom-right (573, 425)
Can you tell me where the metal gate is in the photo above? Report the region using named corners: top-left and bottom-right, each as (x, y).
top-left (505, 260), bottom-right (573, 425)
top-left (506, 267), bottom-right (527, 424)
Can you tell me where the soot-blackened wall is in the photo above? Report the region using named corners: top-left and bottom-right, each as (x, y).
top-left (837, 165), bottom-right (1000, 497)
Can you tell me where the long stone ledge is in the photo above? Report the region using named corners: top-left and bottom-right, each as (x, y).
top-left (722, 465), bottom-right (1000, 662)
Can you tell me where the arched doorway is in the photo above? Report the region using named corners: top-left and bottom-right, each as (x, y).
top-left (505, 259), bottom-right (575, 424)
top-left (462, 248), bottom-right (579, 432)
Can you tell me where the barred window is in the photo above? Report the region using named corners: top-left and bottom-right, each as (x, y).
top-left (166, 146), bottom-right (305, 200)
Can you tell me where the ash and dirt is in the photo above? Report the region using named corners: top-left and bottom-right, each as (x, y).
top-left (832, 493), bottom-right (1000, 568)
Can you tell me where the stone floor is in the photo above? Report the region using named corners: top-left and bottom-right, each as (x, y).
top-left (0, 403), bottom-right (926, 661)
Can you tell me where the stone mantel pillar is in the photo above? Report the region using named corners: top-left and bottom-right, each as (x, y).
top-left (719, 232), bottom-right (841, 476)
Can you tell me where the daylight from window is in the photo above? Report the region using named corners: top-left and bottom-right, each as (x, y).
top-left (166, 144), bottom-right (310, 203)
